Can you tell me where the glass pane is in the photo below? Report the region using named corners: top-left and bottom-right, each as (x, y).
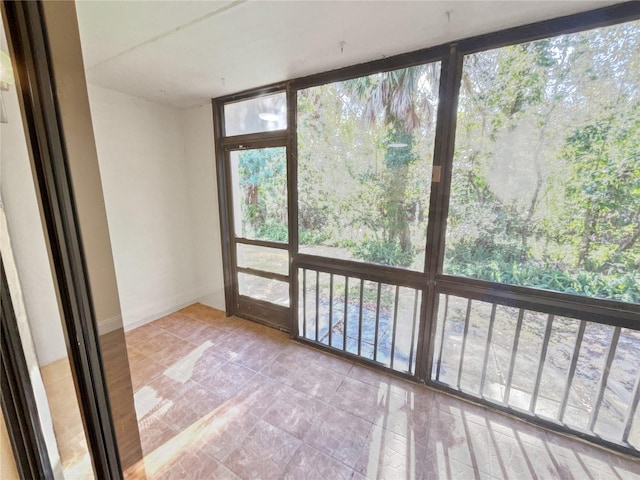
top-left (230, 147), bottom-right (288, 242)
top-left (224, 92), bottom-right (287, 136)
top-left (238, 272), bottom-right (290, 307)
top-left (237, 243), bottom-right (289, 276)
top-left (445, 20), bottom-right (640, 304)
top-left (297, 62), bottom-right (440, 271)
top-left (1, 21), bottom-right (95, 478)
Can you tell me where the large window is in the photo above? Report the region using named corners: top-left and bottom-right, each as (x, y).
top-left (444, 20), bottom-right (640, 304)
top-left (214, 6), bottom-right (640, 455)
top-left (297, 64), bottom-right (441, 271)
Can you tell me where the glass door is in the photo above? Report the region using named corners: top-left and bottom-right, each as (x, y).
top-left (226, 144), bottom-right (290, 329)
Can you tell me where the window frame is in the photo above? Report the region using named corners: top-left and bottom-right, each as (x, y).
top-left (213, 2), bottom-right (640, 456)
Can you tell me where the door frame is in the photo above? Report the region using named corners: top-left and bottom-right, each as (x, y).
top-left (225, 140), bottom-right (291, 331)
top-left (213, 91), bottom-right (293, 331)
top-left (1, 1), bottom-right (123, 478)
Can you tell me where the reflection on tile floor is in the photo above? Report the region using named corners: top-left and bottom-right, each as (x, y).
top-left (40, 358), bottom-right (95, 479)
top-left (122, 303), bottom-right (640, 479)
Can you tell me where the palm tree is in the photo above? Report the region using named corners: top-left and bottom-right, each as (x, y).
top-left (343, 65), bottom-right (438, 261)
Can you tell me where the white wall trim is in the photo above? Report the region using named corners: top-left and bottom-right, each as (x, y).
top-left (97, 314), bottom-right (122, 335)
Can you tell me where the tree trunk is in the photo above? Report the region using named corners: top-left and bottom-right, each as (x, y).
top-left (577, 209), bottom-right (595, 268)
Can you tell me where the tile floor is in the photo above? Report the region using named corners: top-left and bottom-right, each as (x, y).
top-left (121, 303), bottom-right (640, 479)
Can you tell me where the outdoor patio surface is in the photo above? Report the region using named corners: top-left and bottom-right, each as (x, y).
top-left (122, 303), bottom-right (640, 479)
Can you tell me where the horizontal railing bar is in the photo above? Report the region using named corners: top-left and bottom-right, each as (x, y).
top-left (235, 237), bottom-right (289, 249)
top-left (294, 254), bottom-right (427, 289)
top-left (236, 267), bottom-right (289, 283)
top-left (436, 276), bottom-right (640, 329)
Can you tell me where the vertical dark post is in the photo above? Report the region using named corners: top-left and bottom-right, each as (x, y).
top-left (357, 279), bottom-right (364, 356)
top-left (374, 283), bottom-right (382, 362)
top-left (558, 320), bottom-right (586, 422)
top-left (622, 373), bottom-right (640, 444)
top-left (328, 273), bottom-right (334, 347)
top-left (408, 290), bottom-right (419, 374)
top-left (504, 309), bottom-right (525, 405)
top-left (302, 268), bottom-right (307, 339)
top-left (435, 294), bottom-right (449, 382)
top-left (315, 270), bottom-right (320, 342)
top-left (390, 286), bottom-right (400, 369)
top-left (530, 314), bottom-right (554, 413)
top-left (588, 326), bottom-right (621, 432)
top-left (479, 303), bottom-right (497, 397)
top-left (343, 277), bottom-right (349, 351)
top-left (212, 111), bottom-right (235, 317)
top-left (287, 82), bottom-right (299, 338)
top-left (419, 45), bottom-right (463, 383)
top-left (456, 298), bottom-right (472, 390)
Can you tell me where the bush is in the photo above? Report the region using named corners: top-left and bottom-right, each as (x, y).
top-left (256, 222), bottom-right (288, 242)
top-left (353, 239), bottom-right (414, 267)
top-left (299, 228), bottom-right (331, 245)
top-left (444, 255), bottom-right (640, 304)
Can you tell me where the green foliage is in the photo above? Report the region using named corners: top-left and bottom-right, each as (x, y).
top-left (299, 228), bottom-right (331, 245)
top-left (237, 148), bottom-right (287, 241)
top-left (255, 222), bottom-right (288, 243)
top-left (294, 20), bottom-right (640, 304)
top-left (353, 239), bottom-right (414, 267)
top-left (446, 20), bottom-right (640, 304)
top-left (444, 252), bottom-right (640, 304)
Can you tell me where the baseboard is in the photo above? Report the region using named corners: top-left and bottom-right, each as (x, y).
top-left (121, 283), bottom-right (227, 332)
top-left (97, 314), bottom-right (122, 335)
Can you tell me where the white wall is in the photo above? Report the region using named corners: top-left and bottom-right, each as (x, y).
top-left (181, 104), bottom-right (225, 311)
top-left (88, 86), bottom-right (225, 329)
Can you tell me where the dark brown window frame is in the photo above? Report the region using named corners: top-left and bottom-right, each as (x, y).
top-left (214, 2), bottom-right (640, 457)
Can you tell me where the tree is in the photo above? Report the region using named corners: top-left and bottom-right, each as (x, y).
top-left (237, 148), bottom-right (287, 241)
top-left (343, 65), bottom-right (438, 263)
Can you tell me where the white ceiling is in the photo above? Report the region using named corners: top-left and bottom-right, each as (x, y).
top-left (76, 0), bottom-right (620, 108)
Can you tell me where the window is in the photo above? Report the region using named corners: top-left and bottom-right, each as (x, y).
top-left (444, 20), bottom-right (640, 304)
top-left (297, 63), bottom-right (441, 271)
top-left (224, 92), bottom-right (287, 136)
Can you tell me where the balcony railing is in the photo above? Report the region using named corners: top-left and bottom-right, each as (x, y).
top-left (298, 267), bottom-right (422, 376)
top-left (295, 260), bottom-right (639, 455)
top-left (432, 293), bottom-right (640, 451)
